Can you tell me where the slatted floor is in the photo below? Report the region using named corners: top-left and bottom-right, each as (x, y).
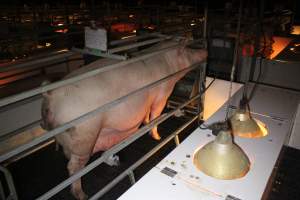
top-left (5, 116), bottom-right (195, 200)
top-left (268, 147), bottom-right (300, 200)
top-left (2, 117), bottom-right (300, 200)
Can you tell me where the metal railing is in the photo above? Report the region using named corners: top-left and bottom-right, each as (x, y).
top-left (0, 4), bottom-right (209, 198)
top-left (0, 40), bottom-right (206, 199)
top-left (0, 42), bottom-right (179, 108)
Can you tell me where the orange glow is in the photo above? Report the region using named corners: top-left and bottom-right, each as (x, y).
top-left (55, 29), bottom-right (68, 33)
top-left (270, 36), bottom-right (292, 59)
top-left (111, 23), bottom-right (137, 33)
top-left (256, 119), bottom-right (268, 137)
top-left (0, 70), bottom-right (40, 85)
top-left (236, 119), bottom-right (268, 139)
top-left (291, 25), bottom-right (300, 35)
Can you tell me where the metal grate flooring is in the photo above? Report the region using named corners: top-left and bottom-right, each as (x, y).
top-left (268, 146), bottom-right (300, 200)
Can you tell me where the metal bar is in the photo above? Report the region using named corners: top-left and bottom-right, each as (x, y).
top-left (4, 139), bottom-right (55, 166)
top-left (127, 170), bottom-right (136, 185)
top-left (0, 166), bottom-right (18, 200)
top-left (0, 180), bottom-right (5, 200)
top-left (36, 94), bottom-right (200, 200)
top-left (0, 33), bottom-right (163, 72)
top-left (174, 135), bottom-right (180, 146)
top-left (109, 32), bottom-right (160, 46)
top-left (0, 51), bottom-right (74, 73)
top-left (72, 48), bottom-right (127, 60)
top-left (89, 115), bottom-right (198, 200)
top-left (108, 37), bottom-right (170, 54)
top-left (0, 43), bottom-right (181, 108)
top-left (0, 60), bottom-right (201, 163)
top-left (0, 120), bottom-right (42, 142)
top-left (203, 5), bottom-right (208, 41)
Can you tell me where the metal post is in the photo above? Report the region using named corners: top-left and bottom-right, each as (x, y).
top-left (197, 5), bottom-right (208, 124)
top-left (174, 135), bottom-right (180, 146)
top-left (0, 180), bottom-right (5, 200)
top-left (127, 170), bottom-right (136, 185)
top-left (0, 166), bottom-right (18, 200)
top-left (203, 4), bottom-right (208, 44)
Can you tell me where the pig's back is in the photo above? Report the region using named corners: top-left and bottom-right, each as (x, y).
top-left (49, 52), bottom-right (177, 124)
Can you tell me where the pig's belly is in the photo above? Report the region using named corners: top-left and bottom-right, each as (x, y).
top-left (92, 95), bottom-right (152, 152)
top-left (93, 126), bottom-right (139, 152)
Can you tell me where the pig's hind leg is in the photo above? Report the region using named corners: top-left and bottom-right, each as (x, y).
top-left (60, 124), bottom-right (100, 200)
top-left (149, 98), bottom-right (169, 140)
top-left (68, 154), bottom-right (89, 200)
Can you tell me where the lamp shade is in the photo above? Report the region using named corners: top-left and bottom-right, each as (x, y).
top-left (193, 130), bottom-right (250, 180)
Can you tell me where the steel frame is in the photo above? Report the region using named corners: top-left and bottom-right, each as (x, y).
top-left (0, 7), bottom-right (208, 199)
top-left (0, 49), bottom-right (206, 200)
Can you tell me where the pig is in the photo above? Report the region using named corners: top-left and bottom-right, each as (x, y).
top-left (41, 40), bottom-right (207, 200)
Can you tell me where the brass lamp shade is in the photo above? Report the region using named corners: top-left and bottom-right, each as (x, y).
top-left (230, 110), bottom-right (266, 138)
top-left (193, 130), bottom-right (250, 180)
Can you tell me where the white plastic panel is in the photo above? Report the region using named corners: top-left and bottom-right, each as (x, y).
top-left (118, 83), bottom-right (298, 200)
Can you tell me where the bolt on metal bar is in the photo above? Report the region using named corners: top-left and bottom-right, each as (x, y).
top-left (0, 43), bottom-right (180, 108)
top-left (35, 93), bottom-right (200, 200)
top-left (89, 115), bottom-right (198, 200)
top-left (0, 60), bottom-right (202, 163)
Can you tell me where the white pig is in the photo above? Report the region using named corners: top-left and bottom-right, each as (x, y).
top-left (41, 41), bottom-right (207, 199)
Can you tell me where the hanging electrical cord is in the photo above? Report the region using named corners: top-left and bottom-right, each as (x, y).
top-left (247, 21), bottom-right (267, 102)
top-left (199, 0), bottom-right (243, 134)
top-left (225, 0), bottom-right (243, 120)
top-left (241, 0), bottom-right (265, 110)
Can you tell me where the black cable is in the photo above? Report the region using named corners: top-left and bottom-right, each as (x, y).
top-left (203, 77), bottom-right (216, 93)
top-left (197, 77), bottom-right (216, 130)
top-left (247, 19), bottom-right (266, 102)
